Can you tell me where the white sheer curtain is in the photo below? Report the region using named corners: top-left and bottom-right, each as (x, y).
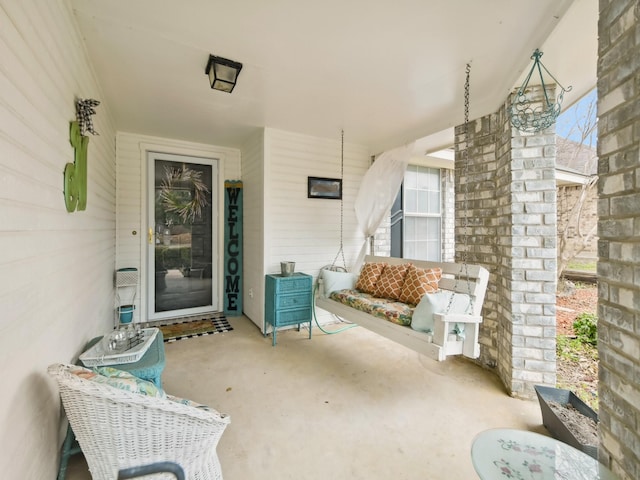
top-left (353, 142), bottom-right (415, 271)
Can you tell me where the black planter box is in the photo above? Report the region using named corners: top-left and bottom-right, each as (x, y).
top-left (534, 385), bottom-right (598, 459)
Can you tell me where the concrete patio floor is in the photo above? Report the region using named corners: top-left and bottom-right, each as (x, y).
top-left (64, 315), bottom-right (546, 479)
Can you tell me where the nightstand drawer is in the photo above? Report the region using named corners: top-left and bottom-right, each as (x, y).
top-left (273, 308), bottom-right (311, 326)
top-left (276, 276), bottom-right (312, 294)
top-left (276, 293), bottom-right (311, 309)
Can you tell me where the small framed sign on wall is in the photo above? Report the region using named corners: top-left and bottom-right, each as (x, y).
top-left (307, 176), bottom-right (342, 200)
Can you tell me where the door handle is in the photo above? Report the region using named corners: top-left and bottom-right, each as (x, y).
top-left (148, 228), bottom-right (153, 244)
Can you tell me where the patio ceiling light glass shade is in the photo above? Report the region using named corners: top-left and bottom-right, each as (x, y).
top-left (205, 55), bottom-right (243, 93)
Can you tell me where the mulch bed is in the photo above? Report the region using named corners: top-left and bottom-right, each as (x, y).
top-left (556, 285), bottom-right (598, 336)
top-left (555, 283), bottom-right (599, 410)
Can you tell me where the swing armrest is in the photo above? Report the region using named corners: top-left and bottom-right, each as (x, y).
top-left (432, 313), bottom-right (482, 359)
top-left (433, 313), bottom-right (482, 324)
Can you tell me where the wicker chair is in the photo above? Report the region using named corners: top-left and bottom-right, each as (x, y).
top-left (48, 363), bottom-right (231, 480)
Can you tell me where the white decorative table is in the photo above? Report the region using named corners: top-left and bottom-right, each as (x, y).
top-left (471, 428), bottom-right (618, 480)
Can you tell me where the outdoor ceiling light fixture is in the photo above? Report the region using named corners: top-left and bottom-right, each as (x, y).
top-left (205, 54), bottom-right (243, 93)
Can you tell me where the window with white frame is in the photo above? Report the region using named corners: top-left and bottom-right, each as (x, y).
top-left (401, 165), bottom-right (442, 261)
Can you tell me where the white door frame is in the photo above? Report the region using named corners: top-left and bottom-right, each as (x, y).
top-left (146, 151), bottom-right (219, 321)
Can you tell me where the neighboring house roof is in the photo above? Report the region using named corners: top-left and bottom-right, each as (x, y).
top-left (556, 136), bottom-right (597, 186)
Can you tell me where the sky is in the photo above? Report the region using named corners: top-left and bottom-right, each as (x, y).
top-left (555, 88), bottom-right (597, 145)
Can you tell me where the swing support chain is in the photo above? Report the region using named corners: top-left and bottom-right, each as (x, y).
top-left (447, 63), bottom-right (475, 315)
top-left (330, 129), bottom-right (348, 272)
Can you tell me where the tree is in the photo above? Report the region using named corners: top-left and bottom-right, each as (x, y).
top-left (556, 90), bottom-right (598, 283)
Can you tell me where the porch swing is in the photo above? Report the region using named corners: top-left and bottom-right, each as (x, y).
top-left (314, 64), bottom-right (490, 361)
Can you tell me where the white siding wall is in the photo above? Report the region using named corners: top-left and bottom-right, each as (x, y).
top-left (240, 129), bottom-right (266, 326)
top-left (254, 128), bottom-right (370, 330)
top-left (0, 1), bottom-right (117, 477)
top-left (115, 132), bottom-right (241, 321)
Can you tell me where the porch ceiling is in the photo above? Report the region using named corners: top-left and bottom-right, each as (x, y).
top-left (70, 0), bottom-right (597, 154)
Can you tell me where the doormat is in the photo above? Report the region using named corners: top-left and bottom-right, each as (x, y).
top-left (158, 315), bottom-right (233, 343)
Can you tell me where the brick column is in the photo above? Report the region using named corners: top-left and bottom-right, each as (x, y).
top-left (373, 213), bottom-right (391, 257)
top-left (455, 87), bottom-right (557, 398)
top-left (596, 1), bottom-right (640, 476)
top-left (442, 169), bottom-right (456, 262)
top-left (500, 91), bottom-right (558, 397)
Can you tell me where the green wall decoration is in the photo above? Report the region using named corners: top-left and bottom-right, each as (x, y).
top-left (64, 121), bottom-right (88, 212)
top-left (65, 98), bottom-right (100, 212)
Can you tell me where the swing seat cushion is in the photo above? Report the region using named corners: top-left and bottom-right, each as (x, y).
top-left (329, 289), bottom-right (414, 326)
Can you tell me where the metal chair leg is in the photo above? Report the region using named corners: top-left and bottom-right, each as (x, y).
top-left (118, 462), bottom-right (185, 480)
top-left (57, 425), bottom-right (82, 480)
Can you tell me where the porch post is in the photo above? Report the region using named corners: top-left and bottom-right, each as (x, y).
top-left (596, 0), bottom-right (640, 474)
top-left (455, 87), bottom-right (557, 398)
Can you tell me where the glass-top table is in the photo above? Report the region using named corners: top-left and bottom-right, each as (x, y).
top-left (471, 428), bottom-right (618, 480)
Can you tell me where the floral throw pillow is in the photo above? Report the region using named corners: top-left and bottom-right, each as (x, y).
top-left (398, 265), bottom-right (442, 305)
top-left (372, 263), bottom-right (410, 300)
top-left (67, 364), bottom-right (165, 398)
top-left (355, 262), bottom-right (386, 294)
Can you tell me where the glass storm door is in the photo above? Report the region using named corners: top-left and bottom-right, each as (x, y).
top-left (147, 152), bottom-right (218, 320)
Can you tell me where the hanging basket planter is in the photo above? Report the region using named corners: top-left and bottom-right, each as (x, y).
top-left (510, 49), bottom-right (572, 133)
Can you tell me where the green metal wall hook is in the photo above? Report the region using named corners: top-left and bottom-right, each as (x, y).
top-left (510, 49), bottom-right (572, 133)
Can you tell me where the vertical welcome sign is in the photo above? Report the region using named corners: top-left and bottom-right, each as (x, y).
top-left (224, 180), bottom-right (243, 315)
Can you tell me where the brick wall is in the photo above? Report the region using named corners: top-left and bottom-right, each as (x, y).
top-left (455, 86), bottom-right (557, 398)
top-left (455, 114), bottom-right (501, 366)
top-left (442, 169), bottom-right (456, 262)
top-left (373, 213), bottom-right (391, 257)
top-left (596, 1), bottom-right (640, 477)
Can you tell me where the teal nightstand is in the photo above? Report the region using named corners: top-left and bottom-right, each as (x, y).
top-left (264, 272), bottom-right (313, 346)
